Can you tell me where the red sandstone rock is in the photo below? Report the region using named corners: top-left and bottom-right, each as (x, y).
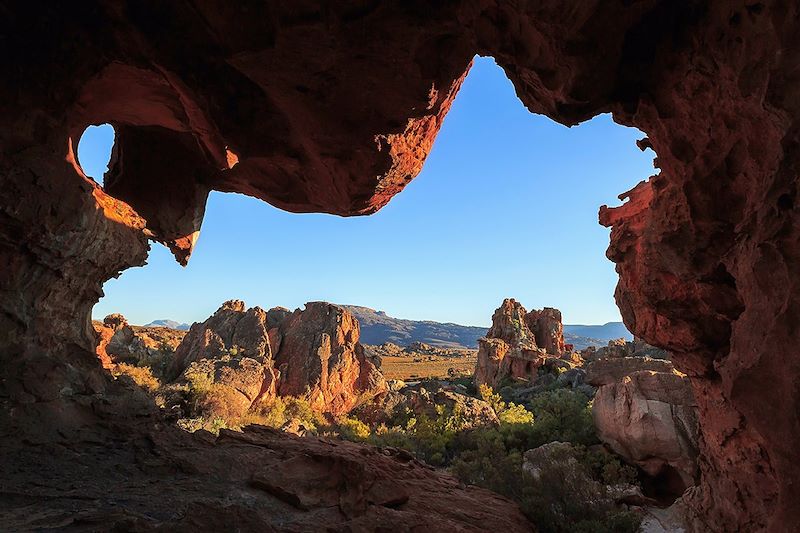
top-left (527, 307), bottom-right (565, 355)
top-left (272, 302), bottom-right (386, 415)
top-left (92, 321), bottom-right (114, 369)
top-left (0, 417), bottom-right (531, 531)
top-left (474, 299), bottom-right (567, 388)
top-left (170, 300), bottom-right (385, 416)
top-left (3, 2), bottom-right (800, 530)
top-left (169, 300), bottom-right (272, 379)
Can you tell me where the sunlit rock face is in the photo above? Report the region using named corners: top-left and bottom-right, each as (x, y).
top-left (2, 2), bottom-right (800, 530)
top-left (586, 356), bottom-right (699, 495)
top-left (169, 300), bottom-right (386, 416)
top-left (474, 299), bottom-right (568, 388)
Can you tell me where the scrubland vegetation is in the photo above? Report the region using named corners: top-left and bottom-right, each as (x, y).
top-left (111, 348), bottom-right (641, 532)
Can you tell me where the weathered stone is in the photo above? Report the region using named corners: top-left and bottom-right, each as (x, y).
top-left (474, 299), bottom-right (568, 388)
top-left (587, 357), bottom-right (699, 494)
top-left (170, 301), bottom-right (385, 416)
top-left (3, 2), bottom-right (800, 528)
top-left (272, 302), bottom-right (386, 415)
top-left (527, 307), bottom-right (565, 355)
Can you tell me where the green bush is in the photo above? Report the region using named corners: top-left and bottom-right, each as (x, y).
top-left (521, 447), bottom-right (640, 533)
top-left (335, 383), bottom-right (642, 532)
top-left (112, 363), bottom-right (161, 391)
top-left (337, 416), bottom-right (371, 441)
top-left (526, 388), bottom-right (597, 447)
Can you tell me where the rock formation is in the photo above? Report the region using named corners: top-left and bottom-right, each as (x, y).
top-left (474, 299), bottom-right (567, 387)
top-left (0, 422), bottom-right (530, 531)
top-left (93, 313), bottom-right (187, 372)
top-left (581, 337), bottom-right (670, 362)
top-left (92, 321), bottom-right (114, 369)
top-left (527, 307), bottom-right (566, 355)
top-left (586, 356), bottom-right (699, 497)
top-left (168, 300), bottom-right (272, 379)
top-left (357, 380), bottom-right (499, 431)
top-left (3, 2), bottom-right (800, 529)
top-left (271, 302), bottom-right (386, 414)
top-left (170, 300), bottom-right (385, 416)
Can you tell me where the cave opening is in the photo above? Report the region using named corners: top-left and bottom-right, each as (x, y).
top-left (91, 57), bottom-right (656, 331)
top-left (639, 464), bottom-right (690, 507)
top-left (77, 123), bottom-right (115, 186)
top-left (2, 3), bottom-right (794, 528)
top-left (82, 58), bottom-right (684, 526)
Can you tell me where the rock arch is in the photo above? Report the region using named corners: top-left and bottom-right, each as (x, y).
top-left (1, 2), bottom-right (798, 530)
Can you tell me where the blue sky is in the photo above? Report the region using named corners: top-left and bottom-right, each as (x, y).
top-left (81, 57), bottom-right (654, 327)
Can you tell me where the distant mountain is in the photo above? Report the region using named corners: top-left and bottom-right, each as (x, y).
top-left (343, 305), bottom-right (631, 350)
top-left (144, 319), bottom-right (191, 331)
top-left (564, 323), bottom-right (632, 343)
top-left (343, 305), bottom-right (488, 349)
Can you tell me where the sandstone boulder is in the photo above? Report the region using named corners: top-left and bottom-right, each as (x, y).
top-left (581, 337), bottom-right (669, 362)
top-left (95, 313), bottom-right (186, 370)
top-left (405, 387), bottom-right (499, 430)
top-left (91, 321), bottom-right (114, 369)
top-left (169, 301), bottom-right (271, 379)
top-left (586, 356), bottom-right (699, 494)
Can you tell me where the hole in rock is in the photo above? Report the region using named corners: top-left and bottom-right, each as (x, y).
top-left (77, 123), bottom-right (115, 186)
top-left (639, 464), bottom-right (689, 506)
top-left (94, 57), bottom-right (656, 331)
top-left (87, 57), bottom-right (670, 526)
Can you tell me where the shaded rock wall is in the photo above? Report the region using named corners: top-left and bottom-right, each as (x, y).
top-left (2, 2), bottom-right (800, 530)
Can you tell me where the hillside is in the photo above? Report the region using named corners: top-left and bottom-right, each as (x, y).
top-left (344, 305), bottom-right (487, 348)
top-left (343, 305), bottom-right (631, 350)
top-left (144, 319), bottom-right (191, 331)
top-left (564, 322), bottom-right (633, 342)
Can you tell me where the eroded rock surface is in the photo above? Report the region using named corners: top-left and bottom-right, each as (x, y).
top-left (474, 299), bottom-right (568, 388)
top-left (581, 337), bottom-right (670, 362)
top-left (0, 415), bottom-right (530, 531)
top-left (170, 300), bottom-right (385, 416)
top-left (3, 2), bottom-right (800, 530)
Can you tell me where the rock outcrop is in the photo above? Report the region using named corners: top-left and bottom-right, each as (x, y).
top-left (0, 420), bottom-right (531, 531)
top-left (527, 308), bottom-right (566, 355)
top-left (271, 302), bottom-right (386, 414)
top-left (586, 357), bottom-right (699, 496)
top-left (354, 379), bottom-right (499, 431)
top-left (94, 313), bottom-right (186, 365)
top-left (170, 300), bottom-right (385, 416)
top-left (581, 337), bottom-right (670, 362)
top-left (4, 2), bottom-right (800, 529)
top-left (474, 299), bottom-right (567, 388)
top-left (93, 314), bottom-right (186, 374)
top-left (169, 300), bottom-right (272, 379)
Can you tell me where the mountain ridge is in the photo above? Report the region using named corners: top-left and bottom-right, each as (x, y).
top-left (342, 305), bottom-right (632, 350)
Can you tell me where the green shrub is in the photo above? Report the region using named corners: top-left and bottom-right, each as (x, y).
top-left (580, 448), bottom-right (639, 486)
top-left (112, 363), bottom-right (161, 392)
top-left (526, 388), bottom-right (597, 447)
top-left (337, 416), bottom-right (371, 441)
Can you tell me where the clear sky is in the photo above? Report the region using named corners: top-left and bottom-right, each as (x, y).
top-left (82, 57), bottom-right (655, 327)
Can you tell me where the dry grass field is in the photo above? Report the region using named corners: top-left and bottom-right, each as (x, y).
top-left (378, 352), bottom-right (478, 381)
